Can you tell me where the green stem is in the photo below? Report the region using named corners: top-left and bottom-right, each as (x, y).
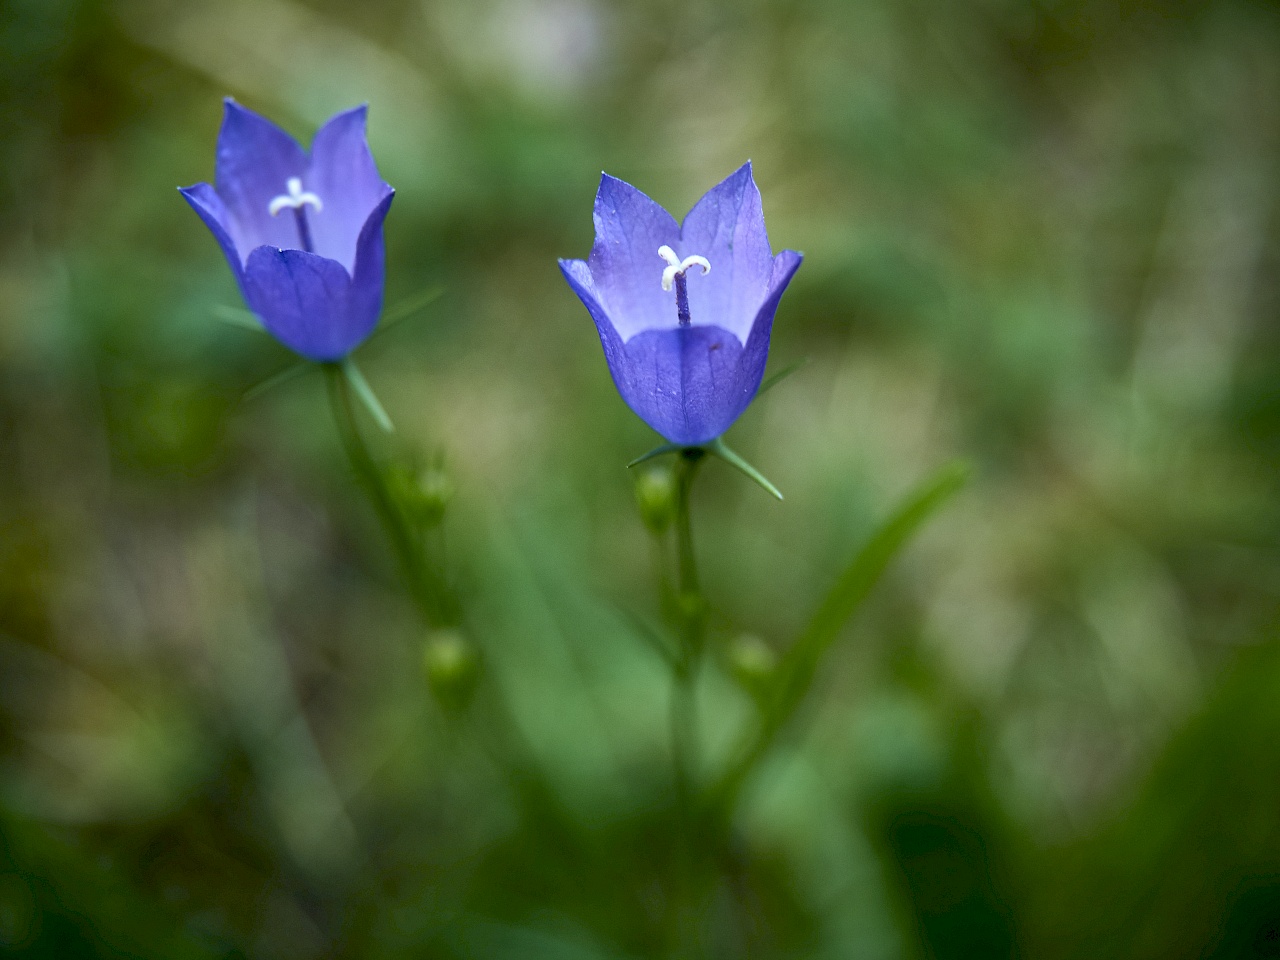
top-left (324, 363), bottom-right (444, 626)
top-left (668, 447), bottom-right (708, 957)
top-left (669, 449), bottom-right (707, 816)
top-left (674, 451), bottom-right (704, 605)
top-left (325, 363), bottom-right (584, 894)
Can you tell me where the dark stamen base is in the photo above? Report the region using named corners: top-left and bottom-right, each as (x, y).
top-left (675, 272), bottom-right (691, 326)
top-left (294, 207), bottom-right (315, 253)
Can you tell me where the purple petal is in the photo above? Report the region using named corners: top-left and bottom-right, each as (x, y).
top-left (214, 99), bottom-right (307, 258)
top-left (348, 191), bottom-right (396, 340)
top-left (586, 174), bottom-right (680, 341)
top-left (614, 325), bottom-right (753, 446)
top-left (241, 247), bottom-right (375, 361)
top-left (306, 105), bottom-right (393, 273)
top-left (734, 248), bottom-right (804, 401)
top-left (180, 182), bottom-right (245, 288)
top-left (564, 258), bottom-right (743, 444)
top-left (561, 256), bottom-right (619, 352)
top-left (678, 162), bottom-right (775, 344)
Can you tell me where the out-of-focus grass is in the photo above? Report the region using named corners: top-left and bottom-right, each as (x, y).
top-left (2, 0), bottom-right (1280, 957)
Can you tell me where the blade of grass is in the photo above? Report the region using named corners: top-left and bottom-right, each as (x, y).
top-left (707, 460), bottom-right (970, 813)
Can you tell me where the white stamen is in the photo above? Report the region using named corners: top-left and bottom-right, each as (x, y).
top-left (658, 245), bottom-right (711, 291)
top-left (268, 177), bottom-right (323, 216)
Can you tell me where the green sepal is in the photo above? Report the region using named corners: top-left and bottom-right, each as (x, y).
top-left (707, 437), bottom-right (783, 500)
top-left (370, 285), bottom-right (445, 341)
top-left (341, 358), bottom-right (394, 433)
top-left (212, 304), bottom-right (263, 332)
top-left (243, 360), bottom-right (311, 401)
top-left (627, 443), bottom-right (683, 468)
top-left (627, 438), bottom-right (783, 499)
top-left (757, 357), bottom-right (808, 398)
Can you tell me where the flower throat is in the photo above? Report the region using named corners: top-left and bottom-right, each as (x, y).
top-left (658, 245), bottom-right (711, 326)
top-left (269, 177), bottom-right (323, 253)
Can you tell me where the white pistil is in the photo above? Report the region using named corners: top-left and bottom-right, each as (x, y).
top-left (268, 177), bottom-right (324, 216)
top-left (658, 244), bottom-right (711, 291)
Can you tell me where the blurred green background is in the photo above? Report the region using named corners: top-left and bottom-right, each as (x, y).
top-left (3, 0), bottom-right (1280, 956)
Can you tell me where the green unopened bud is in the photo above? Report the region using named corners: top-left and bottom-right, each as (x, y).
top-left (414, 466), bottom-right (454, 525)
top-left (422, 630), bottom-right (480, 711)
top-left (391, 463), bottom-right (455, 528)
top-left (634, 465), bottom-right (677, 534)
top-left (676, 590), bottom-right (705, 623)
top-left (727, 634), bottom-right (777, 697)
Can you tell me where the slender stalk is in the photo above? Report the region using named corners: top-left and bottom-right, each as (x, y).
top-left (669, 448), bottom-right (707, 807)
top-left (666, 447), bottom-right (709, 959)
top-left (324, 363), bottom-right (444, 626)
top-left (323, 362), bottom-right (589, 908)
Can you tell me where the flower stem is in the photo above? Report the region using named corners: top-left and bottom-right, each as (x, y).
top-left (323, 363), bottom-right (446, 626)
top-left (324, 362), bottom-right (590, 891)
top-left (670, 448), bottom-right (706, 817)
top-left (667, 446), bottom-right (709, 956)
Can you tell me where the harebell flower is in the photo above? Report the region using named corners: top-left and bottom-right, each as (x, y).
top-left (181, 99), bottom-right (394, 362)
top-left (559, 163), bottom-right (801, 453)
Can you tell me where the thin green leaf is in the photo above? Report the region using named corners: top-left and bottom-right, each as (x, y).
top-left (341, 358), bottom-right (394, 433)
top-left (757, 357), bottom-right (808, 398)
top-left (709, 460), bottom-right (970, 811)
top-left (243, 361), bottom-right (311, 402)
top-left (780, 460), bottom-right (968, 691)
top-left (212, 304), bottom-right (263, 331)
top-left (708, 437), bottom-right (783, 500)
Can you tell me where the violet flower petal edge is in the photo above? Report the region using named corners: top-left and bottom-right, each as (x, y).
top-left (679, 162), bottom-right (776, 344)
top-left (307, 105), bottom-right (393, 273)
top-left (347, 190), bottom-right (396, 344)
top-left (180, 183), bottom-right (245, 285)
top-left (586, 175), bottom-right (681, 341)
top-left (214, 100), bottom-right (309, 255)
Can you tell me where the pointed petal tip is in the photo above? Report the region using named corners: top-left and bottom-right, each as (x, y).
top-left (221, 97), bottom-right (253, 119)
top-left (559, 257), bottom-right (594, 291)
top-left (721, 160), bottom-right (756, 185)
top-left (319, 103), bottom-right (370, 131)
top-left (596, 170), bottom-right (625, 194)
top-left (770, 248), bottom-right (804, 289)
top-left (178, 181), bottom-right (218, 210)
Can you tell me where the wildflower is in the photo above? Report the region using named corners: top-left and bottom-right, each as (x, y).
top-left (559, 163), bottom-right (801, 447)
top-left (181, 99), bottom-right (394, 361)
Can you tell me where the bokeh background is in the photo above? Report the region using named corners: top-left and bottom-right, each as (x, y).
top-left (3, 0), bottom-right (1280, 956)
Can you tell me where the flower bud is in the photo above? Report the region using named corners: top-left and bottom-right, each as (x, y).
top-left (422, 630), bottom-right (480, 711)
top-left (727, 633), bottom-right (777, 697)
top-left (634, 465), bottom-right (677, 535)
top-left (391, 463), bottom-right (455, 528)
